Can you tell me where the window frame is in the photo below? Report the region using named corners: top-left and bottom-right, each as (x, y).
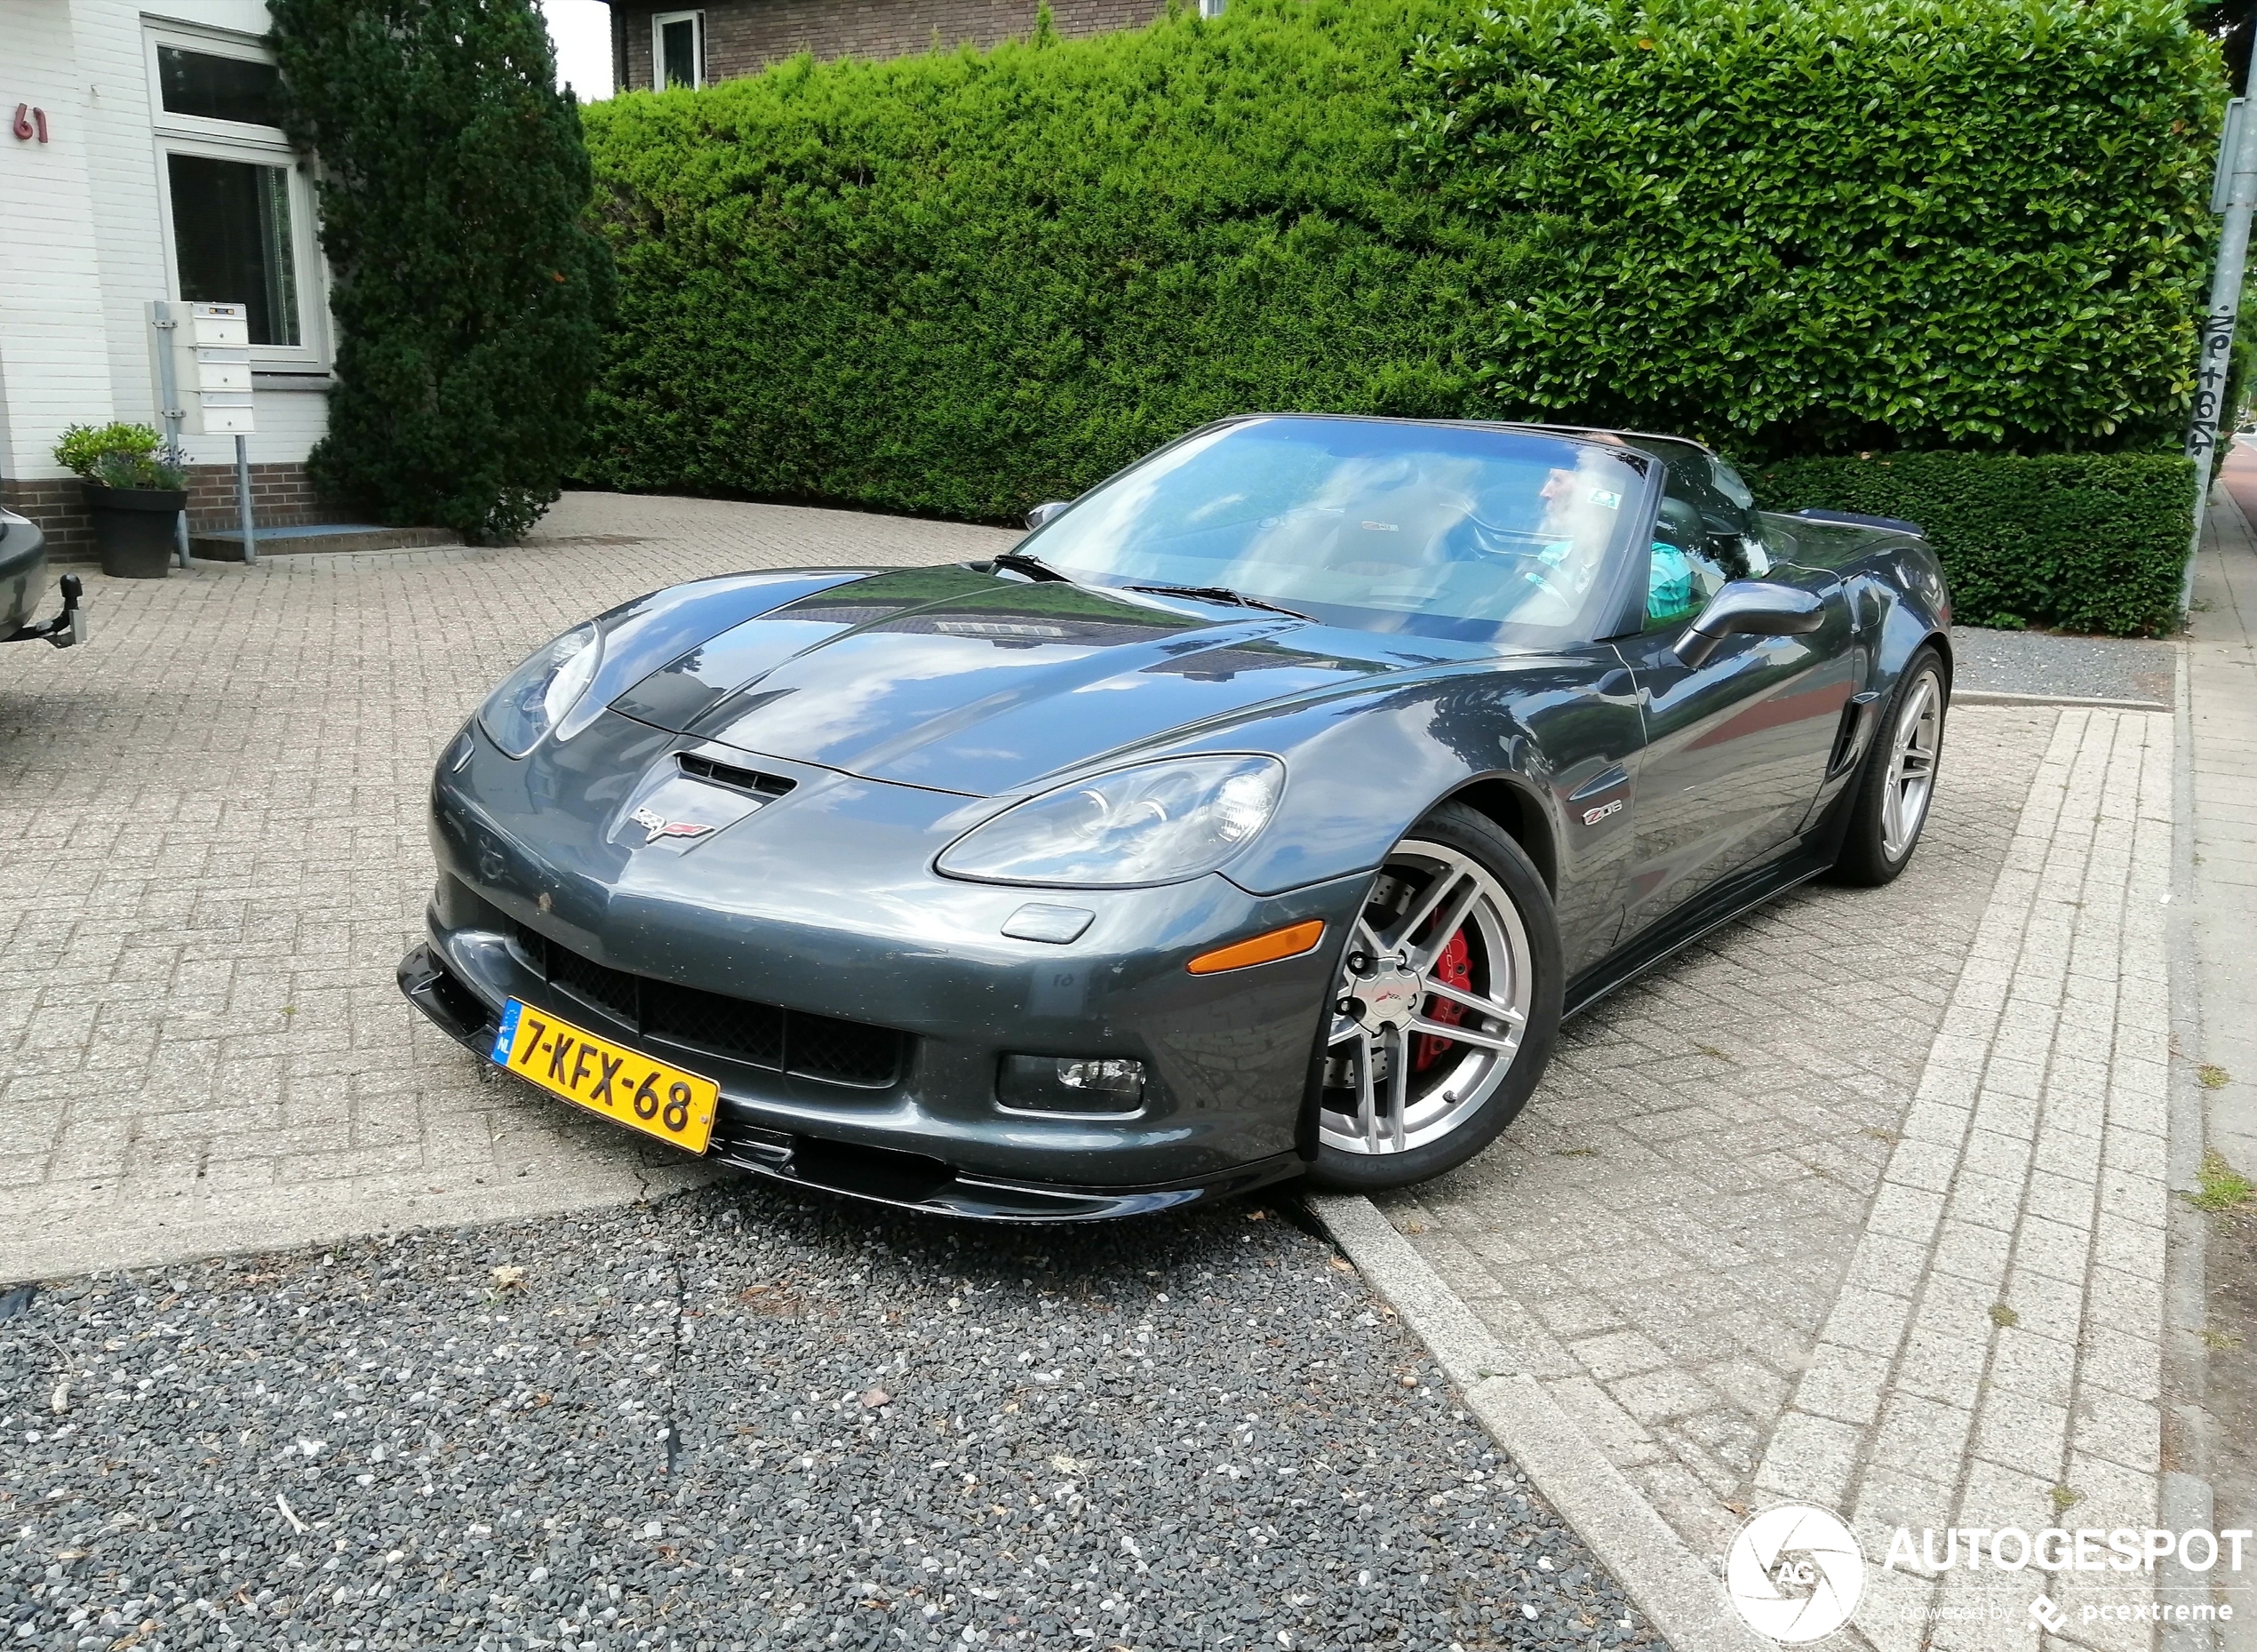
top-left (145, 24), bottom-right (329, 371)
top-left (651, 10), bottom-right (706, 90)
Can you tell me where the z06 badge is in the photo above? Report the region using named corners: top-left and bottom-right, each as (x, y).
top-left (1582, 800), bottom-right (1623, 826)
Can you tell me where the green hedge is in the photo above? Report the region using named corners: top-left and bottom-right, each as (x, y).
top-left (1401, 0), bottom-right (2224, 457)
top-left (1751, 452), bottom-right (2192, 634)
top-left (580, 0), bottom-right (1503, 519)
top-left (580, 0), bottom-right (2224, 519)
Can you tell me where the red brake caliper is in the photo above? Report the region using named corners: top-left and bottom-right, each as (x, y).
top-left (1414, 930), bottom-right (1471, 1071)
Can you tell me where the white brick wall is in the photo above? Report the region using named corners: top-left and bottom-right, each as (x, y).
top-left (0, 0), bottom-right (119, 475)
top-left (0, 0), bottom-right (329, 480)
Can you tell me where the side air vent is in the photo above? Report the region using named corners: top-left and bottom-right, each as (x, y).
top-left (678, 753), bottom-right (796, 799)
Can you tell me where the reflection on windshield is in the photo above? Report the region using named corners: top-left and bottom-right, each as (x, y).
top-left (1024, 419), bottom-right (1646, 646)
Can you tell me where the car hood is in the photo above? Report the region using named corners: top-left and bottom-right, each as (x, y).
top-left (603, 564), bottom-right (1488, 796)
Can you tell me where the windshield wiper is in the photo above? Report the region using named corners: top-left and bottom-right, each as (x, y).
top-left (1127, 583), bottom-right (1312, 621)
top-left (989, 551), bottom-right (1076, 584)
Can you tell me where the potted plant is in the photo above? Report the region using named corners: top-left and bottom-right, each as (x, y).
top-left (53, 422), bottom-right (187, 579)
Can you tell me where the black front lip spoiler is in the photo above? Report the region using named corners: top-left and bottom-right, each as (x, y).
top-left (398, 942), bottom-right (1304, 1223)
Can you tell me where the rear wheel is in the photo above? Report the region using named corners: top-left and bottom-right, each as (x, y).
top-left (1832, 646), bottom-right (1947, 887)
top-left (1308, 803), bottom-right (1562, 1193)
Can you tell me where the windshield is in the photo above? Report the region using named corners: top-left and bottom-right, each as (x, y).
top-left (1021, 418), bottom-right (1648, 647)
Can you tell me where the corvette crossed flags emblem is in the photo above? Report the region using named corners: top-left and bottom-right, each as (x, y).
top-left (629, 806), bottom-right (716, 845)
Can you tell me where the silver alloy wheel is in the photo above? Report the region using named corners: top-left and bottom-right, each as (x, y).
top-left (1880, 667), bottom-right (1943, 858)
top-left (1318, 839), bottom-right (1533, 1156)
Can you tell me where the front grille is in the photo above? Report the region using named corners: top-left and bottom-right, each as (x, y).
top-left (514, 924), bottom-right (905, 1089)
top-left (786, 1009), bottom-right (905, 1088)
top-left (645, 978), bottom-right (785, 1067)
top-left (546, 938), bottom-right (637, 1024)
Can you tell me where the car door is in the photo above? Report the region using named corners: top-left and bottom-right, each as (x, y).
top-left (1615, 444), bottom-right (1856, 935)
top-left (1503, 638), bottom-right (1647, 976)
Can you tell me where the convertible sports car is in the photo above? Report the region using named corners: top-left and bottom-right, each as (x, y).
top-left (400, 416), bottom-right (1950, 1218)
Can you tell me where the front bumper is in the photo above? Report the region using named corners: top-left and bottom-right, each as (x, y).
top-left (400, 938), bottom-right (1312, 1221)
top-left (409, 709), bottom-right (1373, 1219)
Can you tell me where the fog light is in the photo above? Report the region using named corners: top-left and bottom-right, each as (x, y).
top-left (998, 1054), bottom-right (1147, 1114)
top-left (1058, 1058), bottom-right (1144, 1095)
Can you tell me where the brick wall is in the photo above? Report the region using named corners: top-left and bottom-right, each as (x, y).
top-left (181, 461), bottom-right (338, 533)
top-left (617, 0), bottom-right (1168, 89)
top-left (0, 478), bottom-right (96, 563)
top-left (4, 462), bottom-right (343, 563)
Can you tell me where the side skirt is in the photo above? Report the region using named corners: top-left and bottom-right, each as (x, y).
top-left (1562, 844), bottom-right (1834, 1021)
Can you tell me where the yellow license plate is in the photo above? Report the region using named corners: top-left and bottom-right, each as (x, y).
top-left (491, 999), bottom-right (719, 1154)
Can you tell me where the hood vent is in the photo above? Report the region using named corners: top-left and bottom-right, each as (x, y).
top-left (678, 753), bottom-right (795, 799)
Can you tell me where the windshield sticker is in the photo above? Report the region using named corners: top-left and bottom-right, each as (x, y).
top-left (1589, 490), bottom-right (1623, 510)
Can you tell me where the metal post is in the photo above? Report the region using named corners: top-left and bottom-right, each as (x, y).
top-left (149, 300), bottom-right (190, 568)
top-left (2185, 95), bottom-right (2257, 616)
top-left (233, 434), bottom-right (256, 563)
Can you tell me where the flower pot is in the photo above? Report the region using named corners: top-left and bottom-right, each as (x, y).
top-left (82, 483), bottom-right (185, 579)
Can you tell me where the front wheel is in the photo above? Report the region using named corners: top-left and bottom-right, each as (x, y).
top-left (1832, 645), bottom-right (1948, 888)
top-left (1308, 803), bottom-right (1563, 1193)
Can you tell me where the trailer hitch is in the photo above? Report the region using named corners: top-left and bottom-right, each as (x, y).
top-left (4, 575), bottom-right (87, 648)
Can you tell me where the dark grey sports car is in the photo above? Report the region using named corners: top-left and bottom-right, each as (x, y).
top-left (400, 416), bottom-right (1950, 1219)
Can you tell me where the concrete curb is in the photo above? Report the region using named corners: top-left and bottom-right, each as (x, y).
top-left (0, 1160), bottom-right (715, 1285)
top-left (1308, 1192), bottom-right (1774, 1652)
top-left (1951, 688), bottom-right (2171, 712)
top-left (2160, 497), bottom-right (2221, 1652)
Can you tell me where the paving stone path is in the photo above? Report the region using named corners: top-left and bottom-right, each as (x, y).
top-left (1376, 702), bottom-right (2184, 1652)
top-left (1381, 705), bottom-right (2057, 1547)
top-left (0, 493), bottom-right (1011, 1281)
top-left (1758, 710), bottom-right (2175, 1652)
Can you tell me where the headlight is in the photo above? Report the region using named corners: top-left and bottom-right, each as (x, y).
top-left (477, 623), bottom-right (601, 758)
top-left (937, 755), bottom-right (1283, 887)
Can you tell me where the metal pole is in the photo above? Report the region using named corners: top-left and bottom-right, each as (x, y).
top-left (149, 300), bottom-right (190, 568)
top-left (233, 434), bottom-right (257, 563)
top-left (2185, 95), bottom-right (2257, 617)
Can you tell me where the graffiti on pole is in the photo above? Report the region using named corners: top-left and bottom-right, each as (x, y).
top-left (2187, 306), bottom-right (2237, 461)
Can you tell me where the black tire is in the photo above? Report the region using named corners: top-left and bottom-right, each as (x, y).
top-left (1307, 802), bottom-right (1563, 1193)
top-left (1832, 644), bottom-right (1948, 888)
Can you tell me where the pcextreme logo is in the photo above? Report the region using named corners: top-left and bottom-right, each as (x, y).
top-left (1725, 1505), bottom-right (1867, 1642)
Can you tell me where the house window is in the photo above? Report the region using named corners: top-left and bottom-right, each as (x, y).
top-left (653, 11), bottom-right (704, 89)
top-left (165, 155), bottom-right (300, 347)
top-left (147, 28), bottom-right (325, 363)
top-left (1199, 0), bottom-right (1225, 14)
top-left (157, 45), bottom-right (282, 125)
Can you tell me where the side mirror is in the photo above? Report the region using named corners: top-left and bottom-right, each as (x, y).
top-left (1674, 579), bottom-right (1824, 667)
top-left (1025, 501), bottom-right (1071, 531)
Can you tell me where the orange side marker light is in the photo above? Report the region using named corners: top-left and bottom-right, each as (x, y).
top-left (1185, 920), bottom-right (1327, 976)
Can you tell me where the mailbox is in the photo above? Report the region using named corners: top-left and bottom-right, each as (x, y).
top-left (147, 300), bottom-right (257, 436)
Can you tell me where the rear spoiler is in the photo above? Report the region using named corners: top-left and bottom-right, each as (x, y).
top-left (1792, 507), bottom-right (1925, 538)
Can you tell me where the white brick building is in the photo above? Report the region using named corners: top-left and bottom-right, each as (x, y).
top-left (0, 0), bottom-right (332, 557)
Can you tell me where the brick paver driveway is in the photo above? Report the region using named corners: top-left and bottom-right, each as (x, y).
top-left (0, 494), bottom-right (1015, 1280)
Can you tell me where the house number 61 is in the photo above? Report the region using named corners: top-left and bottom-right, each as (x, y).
top-left (12, 105), bottom-right (51, 142)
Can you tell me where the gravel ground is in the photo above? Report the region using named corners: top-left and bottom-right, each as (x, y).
top-left (1948, 624), bottom-right (2175, 705)
top-left (0, 1181), bottom-right (1662, 1652)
